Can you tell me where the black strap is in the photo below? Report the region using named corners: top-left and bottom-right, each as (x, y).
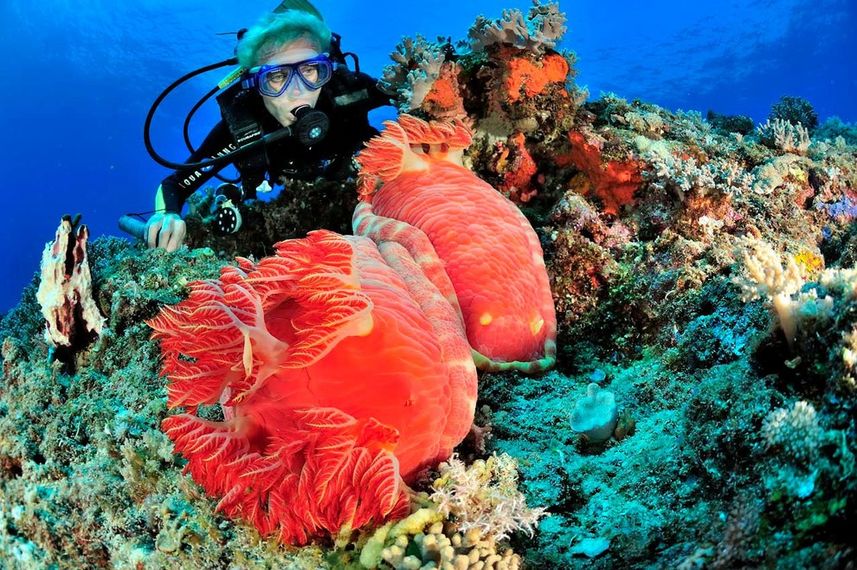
top-left (217, 83), bottom-right (270, 192)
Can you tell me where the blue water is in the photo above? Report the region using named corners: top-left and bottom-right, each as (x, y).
top-left (0, 0), bottom-right (854, 314)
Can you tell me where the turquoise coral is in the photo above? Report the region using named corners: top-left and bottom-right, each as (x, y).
top-left (569, 383), bottom-right (618, 444)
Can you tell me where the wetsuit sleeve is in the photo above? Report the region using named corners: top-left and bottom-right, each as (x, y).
top-left (158, 120), bottom-right (236, 214)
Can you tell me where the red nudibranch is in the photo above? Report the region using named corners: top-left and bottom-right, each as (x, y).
top-left (148, 231), bottom-right (476, 545)
top-left (355, 115), bottom-right (557, 373)
top-left (149, 114), bottom-right (557, 545)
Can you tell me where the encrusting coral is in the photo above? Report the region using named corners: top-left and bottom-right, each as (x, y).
top-left (557, 131), bottom-right (644, 216)
top-left (503, 51), bottom-right (569, 103)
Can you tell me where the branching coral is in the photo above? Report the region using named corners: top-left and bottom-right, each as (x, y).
top-left (381, 35), bottom-right (448, 113)
top-left (734, 239), bottom-right (806, 344)
top-left (430, 454), bottom-right (545, 542)
top-left (757, 119), bottom-right (812, 155)
top-left (642, 147), bottom-right (755, 200)
top-left (469, 1), bottom-right (567, 55)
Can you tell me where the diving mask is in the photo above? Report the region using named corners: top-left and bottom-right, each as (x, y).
top-left (242, 54), bottom-right (333, 97)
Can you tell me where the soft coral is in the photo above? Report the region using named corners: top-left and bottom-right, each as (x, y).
top-left (149, 230), bottom-right (476, 544)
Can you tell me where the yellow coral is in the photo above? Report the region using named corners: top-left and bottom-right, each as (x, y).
top-left (793, 250), bottom-right (824, 280)
top-left (734, 239), bottom-right (804, 345)
top-left (359, 507), bottom-right (522, 570)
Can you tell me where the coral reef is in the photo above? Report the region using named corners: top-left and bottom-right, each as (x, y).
top-left (380, 1), bottom-right (584, 206)
top-left (3, 2), bottom-right (857, 568)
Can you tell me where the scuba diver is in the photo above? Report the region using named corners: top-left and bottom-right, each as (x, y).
top-left (140, 0), bottom-right (394, 251)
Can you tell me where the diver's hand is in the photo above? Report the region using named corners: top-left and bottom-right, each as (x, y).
top-left (145, 212), bottom-right (186, 252)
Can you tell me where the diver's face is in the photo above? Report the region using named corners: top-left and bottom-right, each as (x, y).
top-left (260, 41), bottom-right (323, 127)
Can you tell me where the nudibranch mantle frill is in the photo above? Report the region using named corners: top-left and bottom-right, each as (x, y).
top-left (148, 230), bottom-right (477, 545)
top-left (355, 114), bottom-right (557, 373)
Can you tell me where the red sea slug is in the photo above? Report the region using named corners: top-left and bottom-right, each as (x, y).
top-left (354, 115), bottom-right (557, 373)
top-left (148, 230), bottom-right (476, 544)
